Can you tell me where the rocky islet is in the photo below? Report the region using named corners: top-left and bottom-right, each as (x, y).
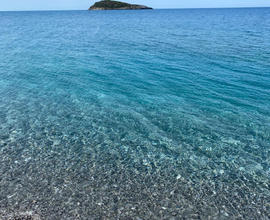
top-left (89, 0), bottom-right (152, 10)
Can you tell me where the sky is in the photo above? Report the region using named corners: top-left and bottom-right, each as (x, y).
top-left (0, 0), bottom-right (270, 11)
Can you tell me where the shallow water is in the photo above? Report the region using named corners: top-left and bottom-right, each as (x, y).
top-left (0, 8), bottom-right (270, 219)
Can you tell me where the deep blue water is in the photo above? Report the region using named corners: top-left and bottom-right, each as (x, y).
top-left (0, 8), bottom-right (270, 219)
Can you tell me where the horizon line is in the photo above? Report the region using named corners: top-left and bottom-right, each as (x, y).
top-left (0, 6), bottom-right (270, 12)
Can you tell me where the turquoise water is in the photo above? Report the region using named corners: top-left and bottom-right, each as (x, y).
top-left (0, 8), bottom-right (270, 219)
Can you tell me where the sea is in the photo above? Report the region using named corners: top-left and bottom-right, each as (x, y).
top-left (0, 8), bottom-right (270, 219)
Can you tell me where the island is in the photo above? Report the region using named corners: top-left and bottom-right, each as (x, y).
top-left (88, 0), bottom-right (153, 10)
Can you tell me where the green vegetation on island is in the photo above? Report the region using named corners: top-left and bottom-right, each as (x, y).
top-left (88, 0), bottom-right (153, 10)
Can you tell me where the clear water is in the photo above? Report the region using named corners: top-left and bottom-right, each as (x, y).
top-left (0, 8), bottom-right (270, 219)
